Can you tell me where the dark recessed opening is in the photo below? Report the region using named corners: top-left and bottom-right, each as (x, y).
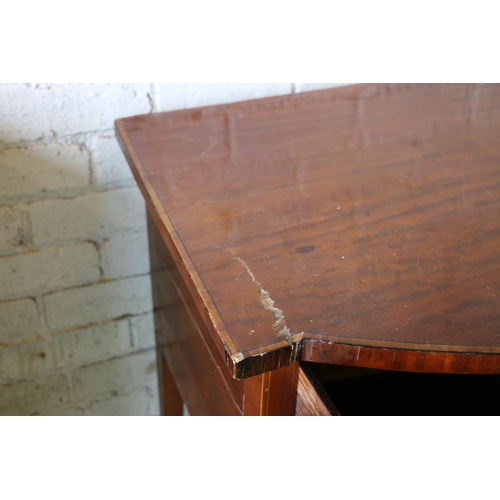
top-left (304, 362), bottom-right (500, 416)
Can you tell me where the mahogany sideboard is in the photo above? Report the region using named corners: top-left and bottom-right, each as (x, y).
top-left (116, 84), bottom-right (500, 416)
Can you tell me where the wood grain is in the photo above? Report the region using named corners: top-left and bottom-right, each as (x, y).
top-left (158, 353), bottom-right (184, 416)
top-left (117, 84), bottom-right (500, 376)
top-left (243, 362), bottom-right (300, 416)
top-left (148, 212), bottom-right (244, 415)
top-left (296, 365), bottom-right (339, 416)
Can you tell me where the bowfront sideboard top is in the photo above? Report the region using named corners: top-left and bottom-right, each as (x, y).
top-left (116, 84), bottom-right (500, 380)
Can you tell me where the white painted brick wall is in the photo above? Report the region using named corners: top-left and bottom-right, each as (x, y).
top-left (0, 83), bottom-right (344, 415)
top-left (0, 145), bottom-right (90, 201)
top-left (0, 299), bottom-right (39, 343)
top-left (130, 313), bottom-right (156, 351)
top-left (102, 231), bottom-right (150, 280)
top-left (0, 243), bottom-right (101, 301)
top-left (44, 275), bottom-right (152, 332)
top-left (86, 134), bottom-right (136, 187)
top-left (0, 83), bottom-right (152, 143)
top-left (0, 206), bottom-right (26, 255)
top-left (84, 387), bottom-right (157, 416)
top-left (29, 187), bottom-right (147, 245)
top-left (0, 374), bottom-right (70, 416)
top-left (0, 320), bottom-right (132, 383)
top-left (72, 350), bottom-right (157, 400)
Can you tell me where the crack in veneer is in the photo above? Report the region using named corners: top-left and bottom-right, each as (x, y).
top-left (233, 257), bottom-right (292, 345)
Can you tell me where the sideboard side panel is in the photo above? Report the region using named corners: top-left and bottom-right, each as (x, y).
top-left (148, 212), bottom-right (244, 416)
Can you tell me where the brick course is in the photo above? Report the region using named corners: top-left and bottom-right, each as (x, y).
top-left (29, 187), bottom-right (147, 246)
top-left (0, 144), bottom-right (90, 202)
top-left (43, 275), bottom-right (152, 332)
top-left (102, 231), bottom-right (150, 280)
top-left (0, 373), bottom-right (70, 416)
top-left (72, 350), bottom-right (157, 400)
top-left (0, 243), bottom-right (101, 301)
top-left (0, 319), bottom-right (132, 383)
top-left (0, 298), bottom-right (39, 343)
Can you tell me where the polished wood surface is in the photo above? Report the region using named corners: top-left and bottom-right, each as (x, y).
top-left (116, 84), bottom-right (500, 377)
top-left (244, 362), bottom-right (299, 416)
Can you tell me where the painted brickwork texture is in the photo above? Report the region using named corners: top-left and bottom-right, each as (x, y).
top-left (0, 83), bottom-right (342, 415)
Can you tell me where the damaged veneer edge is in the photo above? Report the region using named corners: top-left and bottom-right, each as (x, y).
top-left (228, 257), bottom-right (304, 379)
top-left (228, 336), bottom-right (303, 380)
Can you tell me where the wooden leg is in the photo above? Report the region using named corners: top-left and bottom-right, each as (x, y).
top-left (158, 352), bottom-right (184, 416)
top-left (243, 362), bottom-right (300, 416)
